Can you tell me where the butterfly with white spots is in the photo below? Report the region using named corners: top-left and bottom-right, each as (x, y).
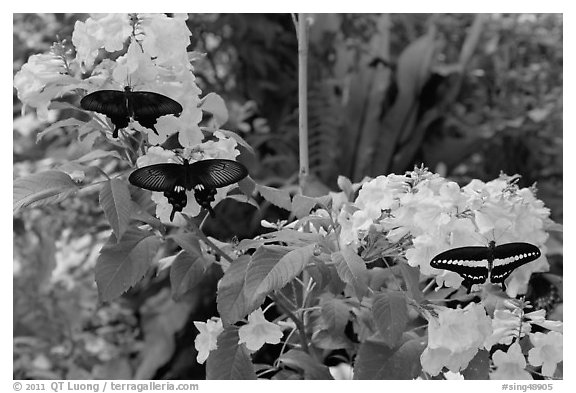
top-left (430, 241), bottom-right (541, 293)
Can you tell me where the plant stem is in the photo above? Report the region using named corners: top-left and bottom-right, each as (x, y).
top-left (270, 293), bottom-right (310, 354)
top-left (297, 13), bottom-right (309, 193)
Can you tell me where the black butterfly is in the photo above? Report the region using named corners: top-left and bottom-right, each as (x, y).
top-left (129, 158), bottom-right (248, 221)
top-left (80, 86), bottom-right (183, 138)
top-left (430, 241), bottom-right (541, 293)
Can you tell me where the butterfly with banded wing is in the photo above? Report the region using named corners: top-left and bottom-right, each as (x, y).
top-left (430, 241), bottom-right (541, 293)
top-left (129, 158), bottom-right (248, 221)
top-left (80, 86), bottom-right (183, 138)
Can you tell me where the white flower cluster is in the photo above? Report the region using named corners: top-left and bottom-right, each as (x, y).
top-left (336, 167), bottom-right (552, 296)
top-left (15, 13), bottom-right (243, 221)
top-left (193, 309), bottom-right (283, 365)
top-left (421, 300), bottom-right (563, 379)
top-left (14, 13), bottom-right (214, 148)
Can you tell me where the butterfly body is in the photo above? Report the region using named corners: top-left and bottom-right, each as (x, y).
top-left (81, 86), bottom-right (183, 138)
top-left (129, 159), bottom-right (248, 221)
top-left (430, 241), bottom-right (541, 293)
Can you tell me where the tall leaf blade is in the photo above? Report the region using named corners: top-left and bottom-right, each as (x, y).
top-left (372, 290), bottom-right (409, 348)
top-left (254, 244), bottom-right (316, 298)
top-left (206, 327), bottom-right (257, 380)
top-left (96, 230), bottom-right (161, 302)
top-left (36, 118), bottom-right (86, 142)
top-left (170, 250), bottom-right (209, 301)
top-left (278, 349), bottom-right (334, 380)
top-left (257, 185), bottom-right (292, 211)
top-left (320, 296), bottom-right (351, 335)
top-left (13, 170), bottom-right (79, 214)
top-left (332, 246), bottom-right (369, 300)
top-left (354, 337), bottom-right (426, 379)
top-left (217, 256), bottom-right (251, 325)
top-left (243, 246), bottom-right (291, 309)
top-left (99, 178), bottom-right (132, 241)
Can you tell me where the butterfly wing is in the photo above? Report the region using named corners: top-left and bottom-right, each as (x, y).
top-left (490, 242), bottom-right (541, 285)
top-left (81, 90), bottom-right (128, 117)
top-left (128, 163), bottom-right (185, 192)
top-left (431, 246), bottom-right (491, 292)
top-left (130, 91), bottom-right (183, 117)
top-left (185, 159), bottom-right (248, 190)
top-left (128, 91), bottom-right (182, 134)
top-left (81, 90), bottom-right (130, 137)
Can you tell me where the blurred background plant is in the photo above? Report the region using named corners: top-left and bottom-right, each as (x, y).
top-left (13, 13), bottom-right (562, 379)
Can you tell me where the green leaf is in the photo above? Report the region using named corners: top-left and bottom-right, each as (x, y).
top-left (398, 262), bottom-right (424, 303)
top-left (320, 296), bottom-right (351, 335)
top-left (244, 245), bottom-right (299, 308)
top-left (99, 179), bottom-right (132, 241)
top-left (36, 118), bottom-right (86, 142)
top-left (224, 193), bottom-right (259, 209)
top-left (170, 250), bottom-right (210, 301)
top-left (291, 194), bottom-right (330, 218)
top-left (372, 290), bottom-right (409, 348)
top-left (206, 327), bottom-right (257, 380)
top-left (257, 184), bottom-right (292, 211)
top-left (332, 246), bottom-right (369, 300)
top-left (238, 176), bottom-right (256, 197)
top-left (255, 244), bottom-right (315, 298)
top-left (168, 232), bottom-right (209, 265)
top-left (73, 149), bottom-right (122, 163)
top-left (462, 349), bottom-right (490, 380)
top-left (13, 170), bottom-right (79, 214)
top-left (217, 256), bottom-right (251, 325)
top-left (95, 229), bottom-right (162, 302)
top-left (278, 349), bottom-right (334, 380)
top-left (237, 229), bottom-right (319, 251)
top-left (353, 337), bottom-right (426, 379)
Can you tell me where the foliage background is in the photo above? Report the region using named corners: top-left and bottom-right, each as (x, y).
top-left (13, 13), bottom-right (562, 379)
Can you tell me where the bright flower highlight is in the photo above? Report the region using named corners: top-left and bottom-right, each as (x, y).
top-left (421, 303), bottom-right (492, 375)
top-left (528, 331), bottom-right (563, 377)
top-left (335, 167), bottom-right (551, 295)
top-left (238, 309), bottom-right (283, 351)
top-left (490, 342), bottom-right (532, 380)
top-left (193, 317), bottom-right (224, 364)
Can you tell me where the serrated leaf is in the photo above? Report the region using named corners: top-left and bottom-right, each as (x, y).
top-left (291, 194), bottom-right (322, 218)
top-left (217, 256), bottom-right (251, 325)
top-left (168, 232), bottom-right (209, 265)
top-left (462, 349), bottom-right (490, 380)
top-left (13, 170), bottom-right (79, 214)
top-left (73, 149), bottom-right (122, 164)
top-left (353, 337), bottom-right (426, 379)
top-left (170, 250), bottom-right (210, 301)
top-left (257, 184), bottom-right (292, 211)
top-left (254, 244), bottom-right (315, 298)
top-left (243, 246), bottom-right (294, 309)
top-left (278, 349), bottom-right (333, 380)
top-left (372, 290), bottom-right (409, 348)
top-left (332, 246), bottom-right (369, 300)
top-left (206, 327), bottom-right (257, 380)
top-left (224, 193), bottom-right (260, 209)
top-left (36, 118), bottom-right (86, 142)
top-left (99, 179), bottom-right (132, 241)
top-left (129, 201), bottom-right (164, 233)
top-left (237, 229), bottom-right (319, 252)
top-left (238, 176), bottom-right (256, 197)
top-left (398, 262), bottom-right (424, 303)
top-left (320, 296), bottom-right (351, 334)
top-left (95, 230), bottom-right (161, 302)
